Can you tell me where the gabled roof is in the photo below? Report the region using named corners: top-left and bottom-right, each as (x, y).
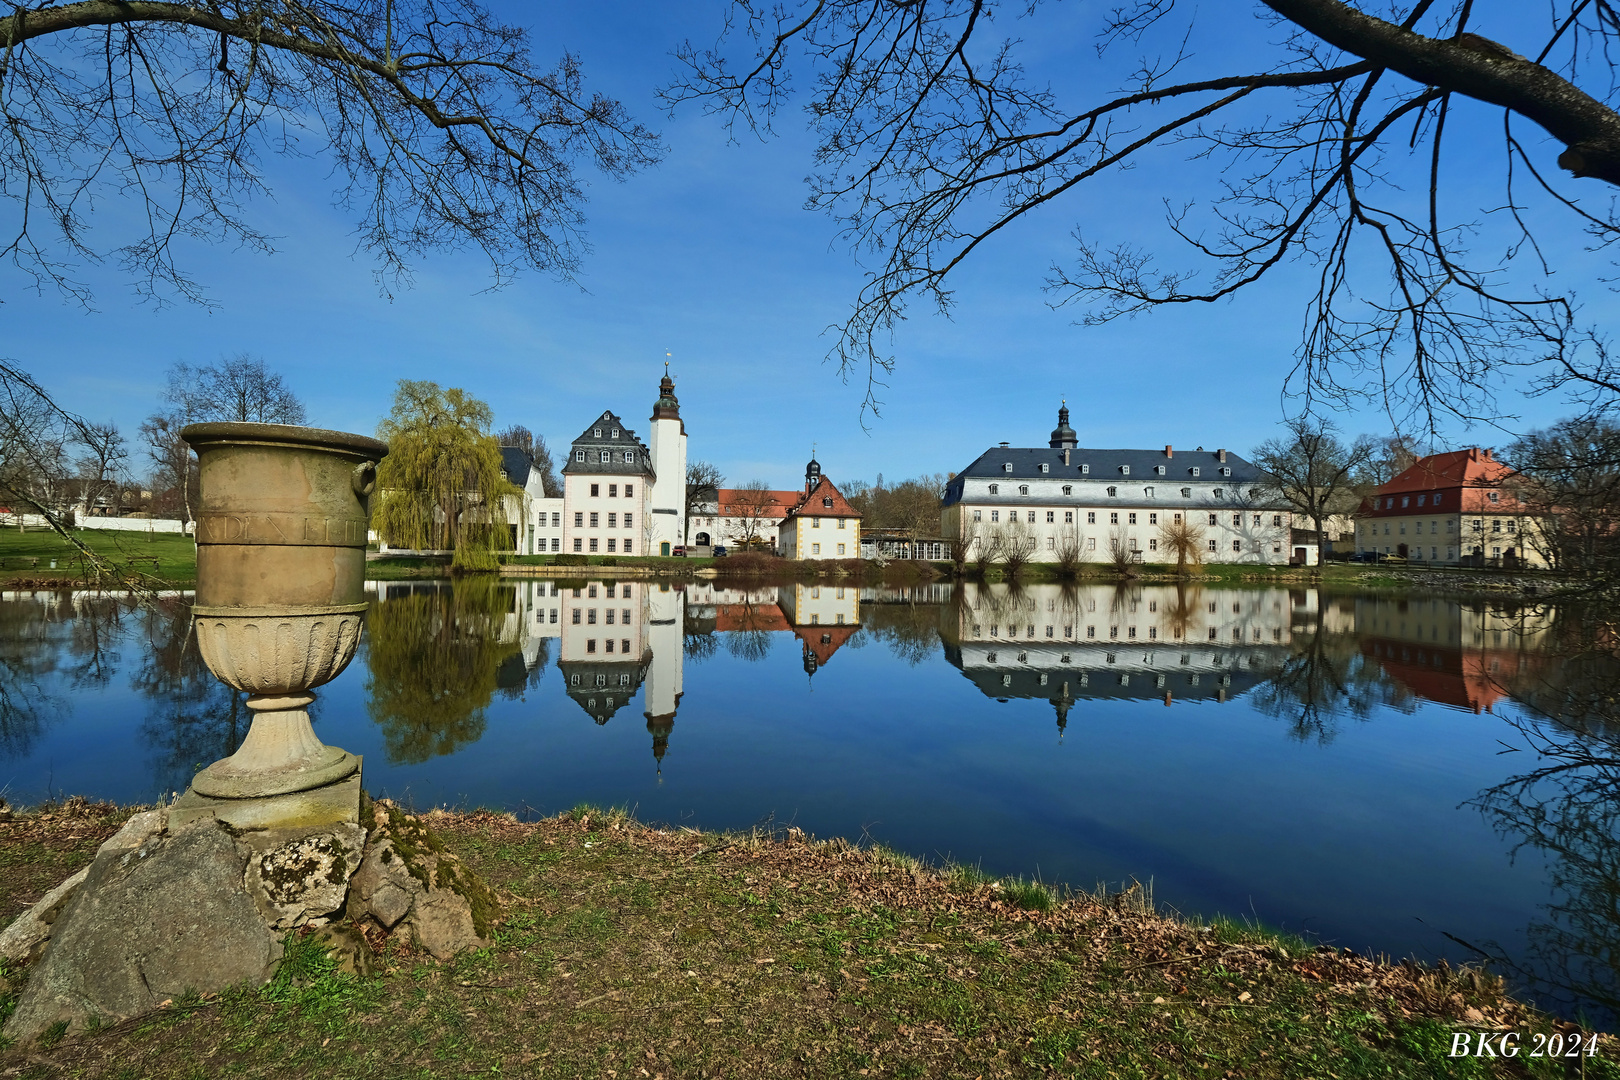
top-left (714, 603), bottom-right (791, 632)
top-left (499, 446), bottom-right (532, 490)
top-left (570, 410), bottom-right (641, 448)
top-left (1363, 448), bottom-right (1524, 515)
top-left (785, 476), bottom-right (859, 519)
top-left (562, 409), bottom-right (653, 477)
top-left (795, 625), bottom-right (859, 667)
top-left (952, 446), bottom-right (1266, 483)
top-left (715, 488), bottom-right (801, 518)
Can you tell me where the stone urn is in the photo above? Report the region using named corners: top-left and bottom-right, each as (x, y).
top-left (180, 423), bottom-right (388, 800)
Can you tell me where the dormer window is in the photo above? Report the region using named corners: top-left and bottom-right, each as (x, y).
top-left (1487, 491), bottom-right (1500, 502)
top-left (1190, 467), bottom-right (1200, 477)
top-left (1081, 464), bottom-right (1090, 475)
top-left (988, 484), bottom-right (999, 495)
top-left (611, 428), bottom-right (619, 438)
top-left (1144, 487), bottom-right (1154, 498)
top-left (823, 497), bottom-right (834, 508)
top-left (1120, 465), bottom-right (1130, 475)
top-left (575, 449), bottom-right (585, 461)
top-left (593, 427), bottom-right (602, 437)
top-left (623, 451), bottom-right (634, 463)
top-left (1213, 488), bottom-right (1224, 498)
top-left (1019, 485), bottom-right (1029, 496)
top-left (1039, 463), bottom-right (1049, 473)
top-left (1181, 487), bottom-right (1191, 498)
top-left (1003, 463), bottom-right (1013, 473)
top-left (1220, 467), bottom-right (1232, 477)
top-left (1062, 485), bottom-right (1072, 496)
top-left (1107, 486), bottom-right (1117, 497)
top-left (1155, 465), bottom-right (1166, 475)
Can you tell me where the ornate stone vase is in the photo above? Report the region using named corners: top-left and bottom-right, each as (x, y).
top-left (180, 423), bottom-right (388, 799)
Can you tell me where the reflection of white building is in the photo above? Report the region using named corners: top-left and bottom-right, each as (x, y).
top-left (949, 583), bottom-right (1294, 730)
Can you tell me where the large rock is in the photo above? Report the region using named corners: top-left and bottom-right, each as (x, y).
top-left (0, 867), bottom-right (89, 966)
top-left (3, 814), bottom-right (281, 1040)
top-left (347, 799), bottom-right (496, 961)
top-left (243, 824), bottom-right (367, 929)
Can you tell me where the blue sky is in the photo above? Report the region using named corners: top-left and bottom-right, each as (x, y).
top-left (3, 2), bottom-right (1604, 489)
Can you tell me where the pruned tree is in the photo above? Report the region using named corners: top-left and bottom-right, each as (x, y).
top-left (1053, 522), bottom-right (1085, 579)
top-left (668, 2), bottom-right (1620, 424)
top-left (495, 424), bottom-right (561, 497)
top-left (373, 380), bottom-right (521, 571)
top-left (165, 355), bottom-right (306, 425)
top-left (1253, 417), bottom-right (1375, 550)
top-left (1157, 514), bottom-right (1207, 577)
top-left (685, 460), bottom-right (725, 541)
top-left (995, 514), bottom-right (1034, 578)
top-left (2, 1), bottom-right (661, 306)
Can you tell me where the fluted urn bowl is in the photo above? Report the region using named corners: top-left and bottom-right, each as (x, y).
top-left (181, 423), bottom-right (387, 799)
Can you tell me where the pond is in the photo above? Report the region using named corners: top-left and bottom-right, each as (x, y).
top-left (0, 577), bottom-right (1614, 1026)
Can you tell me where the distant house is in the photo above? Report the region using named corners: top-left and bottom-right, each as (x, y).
top-left (690, 487), bottom-right (800, 550)
top-left (777, 457), bottom-right (861, 560)
top-left (940, 403), bottom-right (1296, 565)
top-left (499, 446), bottom-right (562, 555)
top-left (1354, 448), bottom-right (1546, 568)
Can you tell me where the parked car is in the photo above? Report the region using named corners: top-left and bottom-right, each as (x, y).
top-left (712, 545), bottom-right (727, 557)
top-left (672, 545), bottom-right (686, 557)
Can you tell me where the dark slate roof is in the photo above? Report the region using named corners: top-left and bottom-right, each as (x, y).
top-left (559, 655), bottom-right (651, 724)
top-left (499, 446), bottom-right (533, 489)
top-left (562, 409), bottom-right (653, 477)
top-left (944, 446), bottom-right (1272, 507)
top-left (943, 642), bottom-right (1280, 703)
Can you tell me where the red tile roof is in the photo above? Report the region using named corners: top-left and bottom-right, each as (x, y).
top-left (785, 477), bottom-right (860, 519)
top-left (795, 624), bottom-right (860, 666)
top-left (716, 489), bottom-right (801, 519)
top-left (713, 603), bottom-right (791, 632)
top-left (1362, 448), bottom-right (1525, 516)
top-left (1362, 639), bottom-right (1513, 714)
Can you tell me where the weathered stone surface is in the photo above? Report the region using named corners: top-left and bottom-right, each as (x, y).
top-left (346, 799), bottom-right (496, 961)
top-left (2, 817), bottom-right (281, 1042)
top-left (169, 771), bottom-right (362, 832)
top-left (0, 867), bottom-right (89, 965)
top-left (243, 824), bottom-right (366, 929)
top-left (309, 923), bottom-right (376, 976)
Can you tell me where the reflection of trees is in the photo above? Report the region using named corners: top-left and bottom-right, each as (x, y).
top-left (724, 603), bottom-right (776, 663)
top-left (858, 601), bottom-right (938, 666)
top-left (132, 596), bottom-right (253, 795)
top-left (364, 579), bottom-right (520, 765)
top-left (1250, 613), bottom-right (1410, 743)
top-left (0, 595), bottom-right (78, 761)
top-left (1469, 631), bottom-right (1620, 1027)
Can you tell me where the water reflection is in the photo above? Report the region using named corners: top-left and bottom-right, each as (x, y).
top-left (3, 579), bottom-right (1620, 1025)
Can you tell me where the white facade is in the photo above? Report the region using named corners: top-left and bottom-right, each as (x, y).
top-left (646, 375), bottom-right (688, 556)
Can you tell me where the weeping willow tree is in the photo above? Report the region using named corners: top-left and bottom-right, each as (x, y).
top-left (375, 381), bottom-right (522, 572)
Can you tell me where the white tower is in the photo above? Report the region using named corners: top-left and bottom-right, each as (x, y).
top-left (642, 584), bottom-right (685, 771)
top-left (647, 369), bottom-right (687, 556)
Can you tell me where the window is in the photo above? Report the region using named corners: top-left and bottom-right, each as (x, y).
top-left (573, 538), bottom-right (582, 552)
top-left (571, 609), bottom-right (581, 624)
top-left (1416, 494), bottom-right (1426, 506)
top-left (1046, 511), bottom-right (1055, 523)
top-left (1208, 513), bottom-right (1218, 526)
top-left (589, 512), bottom-right (599, 527)
top-left (989, 484), bottom-right (999, 495)
top-left (1149, 538), bottom-right (1159, 551)
top-left (812, 543), bottom-right (821, 555)
top-left (1507, 520), bottom-right (1516, 533)
top-left (1087, 537), bottom-right (1097, 550)
top-left (991, 510), bottom-right (999, 522)
top-left (605, 606), bottom-right (616, 623)
top-left (587, 608), bottom-right (597, 624)
top-left (624, 512), bottom-right (633, 528)
top-left (1087, 511), bottom-right (1096, 523)
top-left (625, 484), bottom-right (634, 497)
top-left (623, 539), bottom-right (633, 553)
top-left (1155, 465), bottom-right (1166, 475)
top-left (1232, 540), bottom-right (1242, 552)
top-left (1174, 513), bottom-right (1182, 523)
top-left (1149, 513), bottom-right (1158, 525)
top-left (1492, 519), bottom-right (1502, 532)
top-left (1047, 537), bottom-right (1055, 550)
top-left (1110, 512), bottom-right (1119, 524)
top-left (1207, 539), bottom-right (1217, 551)
top-left (552, 538), bottom-right (560, 551)
top-left (823, 496), bottom-right (834, 508)
top-left (611, 428), bottom-right (619, 438)
top-left (575, 449), bottom-right (585, 462)
top-left (1064, 511), bottom-right (1073, 523)
top-left (606, 538), bottom-right (616, 553)
top-left (593, 427), bottom-right (602, 437)
top-left (1432, 493), bottom-right (1440, 506)
top-left (609, 484), bottom-right (618, 497)
top-left (608, 512), bottom-right (617, 527)
top-left (1081, 464), bottom-right (1091, 474)
top-left (837, 543), bottom-right (846, 555)
top-left (1213, 488), bottom-right (1224, 498)
top-left (1252, 515), bottom-right (1261, 527)
top-left (812, 517), bottom-right (821, 529)
top-left (589, 538), bottom-right (599, 552)
top-left (623, 451), bottom-right (633, 463)
top-left (1191, 467), bottom-right (1200, 477)
top-left (574, 511), bottom-right (584, 527)
top-left (1272, 515), bottom-right (1282, 526)
top-left (590, 483), bottom-right (599, 497)
top-left (1062, 484), bottom-right (1072, 495)
top-left (1401, 496), bottom-right (1410, 508)
top-left (1027, 510), bottom-right (1036, 523)
top-left (1144, 486), bottom-right (1155, 498)
top-left (1107, 486), bottom-right (1117, 497)
top-left (1003, 463), bottom-right (1013, 473)
top-left (1220, 467), bottom-right (1232, 477)
top-left (1128, 512), bottom-right (1137, 524)
top-left (1019, 485), bottom-right (1029, 495)
top-left (973, 510), bottom-right (982, 522)
top-left (1121, 465), bottom-right (1131, 475)
top-left (1039, 463), bottom-right (1049, 473)
top-left (838, 517), bottom-right (846, 529)
top-left (1488, 491), bottom-right (1500, 502)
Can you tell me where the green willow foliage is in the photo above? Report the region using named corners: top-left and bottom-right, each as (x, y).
top-left (363, 580), bottom-right (523, 765)
top-left (374, 381), bottom-right (522, 571)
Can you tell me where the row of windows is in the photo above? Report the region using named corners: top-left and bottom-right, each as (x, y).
top-left (572, 537), bottom-right (633, 553)
top-left (970, 598), bottom-right (1275, 614)
top-left (805, 543), bottom-right (848, 555)
top-left (568, 607), bottom-right (636, 625)
top-left (583, 639), bottom-right (633, 654)
top-left (974, 624), bottom-right (1285, 642)
top-left (586, 483), bottom-right (634, 497)
top-left (1002, 463), bottom-right (1233, 479)
top-left (1363, 519), bottom-right (1517, 536)
top-left (574, 511), bottom-right (635, 528)
top-left (806, 518), bottom-right (848, 528)
top-left (974, 510), bottom-right (1284, 528)
top-left (985, 484), bottom-right (1243, 499)
top-left (576, 449), bottom-right (640, 465)
top-left (1375, 491), bottom-right (1502, 510)
top-left (967, 535), bottom-right (1282, 554)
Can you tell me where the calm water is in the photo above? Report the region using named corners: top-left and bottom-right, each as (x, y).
top-left (0, 578), bottom-right (1615, 1025)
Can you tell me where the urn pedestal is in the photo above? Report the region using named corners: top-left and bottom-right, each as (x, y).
top-left (172, 423), bottom-right (388, 829)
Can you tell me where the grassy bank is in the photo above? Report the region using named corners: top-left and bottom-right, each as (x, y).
top-left (0, 528), bottom-right (197, 585)
top-left (1, 800), bottom-right (1608, 1079)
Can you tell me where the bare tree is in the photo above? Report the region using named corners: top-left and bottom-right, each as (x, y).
top-left (1053, 522), bottom-right (1084, 579)
top-left (686, 460), bottom-right (725, 542)
top-left (668, 3), bottom-right (1620, 424)
top-left (1157, 514), bottom-right (1207, 577)
top-left (74, 422), bottom-right (128, 518)
top-left (724, 481), bottom-right (781, 549)
top-left (165, 355), bottom-right (306, 425)
top-left (141, 411), bottom-right (194, 527)
top-left (2, 1), bottom-right (661, 305)
top-left (996, 515), bottom-right (1034, 579)
top-left (1253, 417), bottom-right (1375, 551)
top-left (1507, 418), bottom-right (1620, 578)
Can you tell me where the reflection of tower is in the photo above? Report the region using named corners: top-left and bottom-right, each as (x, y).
top-left (648, 368), bottom-right (688, 555)
top-left (1054, 679), bottom-right (1073, 737)
top-left (642, 583), bottom-right (686, 772)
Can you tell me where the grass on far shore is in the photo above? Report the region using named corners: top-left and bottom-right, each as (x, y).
top-left (0, 526), bottom-right (197, 585)
top-left (1, 798), bottom-right (1610, 1079)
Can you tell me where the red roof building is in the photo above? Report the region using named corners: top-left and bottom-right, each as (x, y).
top-left (1354, 448), bottom-right (1546, 568)
top-left (779, 460), bottom-right (862, 560)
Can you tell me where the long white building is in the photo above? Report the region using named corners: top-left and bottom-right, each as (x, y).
top-left (940, 404), bottom-right (1297, 565)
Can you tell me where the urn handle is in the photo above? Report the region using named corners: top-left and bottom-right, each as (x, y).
top-left (352, 461), bottom-right (378, 498)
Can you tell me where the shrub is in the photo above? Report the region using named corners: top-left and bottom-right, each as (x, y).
top-left (554, 553), bottom-right (588, 567)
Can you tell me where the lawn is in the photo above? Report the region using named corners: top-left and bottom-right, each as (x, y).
top-left (0, 527), bottom-right (197, 585)
top-left (1, 800), bottom-right (1609, 1079)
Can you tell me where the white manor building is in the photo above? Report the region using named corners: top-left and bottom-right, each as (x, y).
top-left (940, 404), bottom-right (1298, 565)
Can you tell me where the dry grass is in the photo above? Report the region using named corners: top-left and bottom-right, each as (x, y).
top-left (1, 804), bottom-right (1613, 1079)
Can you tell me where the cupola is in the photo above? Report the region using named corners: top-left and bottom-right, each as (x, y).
top-left (805, 455), bottom-right (822, 494)
top-left (1049, 401), bottom-right (1077, 450)
top-left (651, 366), bottom-right (681, 422)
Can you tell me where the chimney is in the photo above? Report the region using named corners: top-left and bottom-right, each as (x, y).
top-left (1217, 448), bottom-right (1226, 463)
top-left (1165, 445), bottom-right (1173, 458)
top-left (1484, 448), bottom-right (1493, 461)
top-left (999, 441), bottom-right (1009, 448)
top-left (1063, 449), bottom-right (1070, 466)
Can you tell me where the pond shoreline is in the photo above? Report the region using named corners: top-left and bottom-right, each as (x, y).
top-left (2, 798), bottom-right (1604, 1077)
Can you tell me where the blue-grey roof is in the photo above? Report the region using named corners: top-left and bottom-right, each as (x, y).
top-left (499, 446), bottom-right (532, 489)
top-left (943, 446), bottom-right (1271, 506)
top-left (562, 409), bottom-right (653, 477)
